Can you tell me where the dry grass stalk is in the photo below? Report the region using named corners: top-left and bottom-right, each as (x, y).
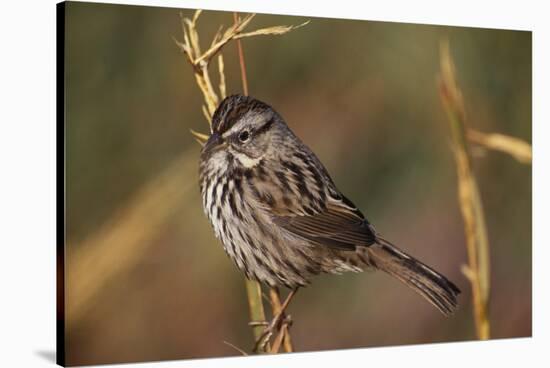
top-left (244, 279), bottom-right (269, 353)
top-left (176, 9), bottom-right (307, 353)
top-left (66, 150), bottom-right (198, 325)
top-left (230, 11), bottom-right (268, 353)
top-left (233, 12), bottom-right (250, 97)
top-left (174, 10), bottom-right (308, 140)
top-left (467, 129), bottom-right (532, 164)
top-left (439, 40), bottom-right (491, 340)
top-left (231, 11), bottom-right (294, 354)
top-left (222, 340), bottom-right (248, 356)
top-left (268, 288), bottom-right (293, 353)
top-left (270, 323), bottom-right (288, 354)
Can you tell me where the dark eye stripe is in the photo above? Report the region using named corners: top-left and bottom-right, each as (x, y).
top-left (231, 116), bottom-right (274, 144)
top-left (254, 117), bottom-right (275, 137)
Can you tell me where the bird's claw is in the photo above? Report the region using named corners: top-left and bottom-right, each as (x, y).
top-left (252, 312), bottom-right (293, 352)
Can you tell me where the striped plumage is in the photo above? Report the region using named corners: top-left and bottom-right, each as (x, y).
top-left (199, 94), bottom-right (460, 315)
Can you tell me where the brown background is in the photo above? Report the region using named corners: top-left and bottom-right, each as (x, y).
top-left (64, 2), bottom-right (531, 365)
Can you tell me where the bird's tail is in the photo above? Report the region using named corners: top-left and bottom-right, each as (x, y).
top-left (366, 237), bottom-right (460, 316)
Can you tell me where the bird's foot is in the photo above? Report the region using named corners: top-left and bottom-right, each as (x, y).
top-left (250, 288), bottom-right (298, 353)
top-left (252, 312), bottom-right (292, 353)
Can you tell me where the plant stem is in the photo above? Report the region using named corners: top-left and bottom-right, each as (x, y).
top-left (269, 288), bottom-right (293, 352)
top-left (232, 11), bottom-right (270, 353)
top-left (244, 279), bottom-right (269, 352)
top-left (439, 41), bottom-right (490, 340)
top-left (233, 12), bottom-right (250, 96)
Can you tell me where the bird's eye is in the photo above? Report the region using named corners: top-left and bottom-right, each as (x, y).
top-left (238, 130), bottom-right (250, 143)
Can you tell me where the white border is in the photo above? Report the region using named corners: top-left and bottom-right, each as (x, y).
top-left (0, 0), bottom-right (547, 367)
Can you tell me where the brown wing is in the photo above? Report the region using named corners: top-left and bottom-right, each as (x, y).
top-left (272, 193), bottom-right (377, 251)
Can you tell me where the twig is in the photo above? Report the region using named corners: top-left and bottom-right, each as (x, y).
top-left (467, 129), bottom-right (532, 164)
top-left (232, 11), bottom-right (270, 354)
top-left (175, 10), bottom-right (307, 141)
top-left (218, 55), bottom-right (227, 100)
top-left (245, 279), bottom-right (269, 353)
top-left (233, 13), bottom-right (250, 96)
top-left (439, 40), bottom-right (490, 340)
top-left (252, 288), bottom-right (297, 353)
top-left (223, 340), bottom-right (249, 356)
top-left (269, 288), bottom-right (293, 352)
top-left (270, 323), bottom-right (289, 354)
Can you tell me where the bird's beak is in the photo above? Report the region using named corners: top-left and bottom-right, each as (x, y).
top-left (203, 132), bottom-right (223, 153)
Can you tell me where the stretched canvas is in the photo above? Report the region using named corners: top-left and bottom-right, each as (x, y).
top-left (58, 1), bottom-right (532, 366)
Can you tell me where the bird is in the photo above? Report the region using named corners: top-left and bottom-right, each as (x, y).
top-left (198, 94), bottom-right (460, 347)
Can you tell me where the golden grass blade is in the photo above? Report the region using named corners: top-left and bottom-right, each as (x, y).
top-left (184, 18), bottom-right (202, 56)
top-left (222, 340), bottom-right (248, 356)
top-left (235, 21), bottom-right (310, 39)
top-left (230, 13), bottom-right (256, 34)
top-left (245, 279), bottom-right (269, 353)
top-left (269, 324), bottom-right (287, 354)
top-left (192, 9), bottom-right (202, 24)
top-left (202, 104), bottom-right (212, 127)
top-left (218, 55), bottom-right (226, 99)
top-left (179, 14), bottom-right (194, 60)
top-left (439, 40), bottom-right (491, 340)
top-left (467, 129), bottom-right (532, 164)
top-left (66, 150), bottom-right (198, 325)
top-left (210, 24), bottom-right (224, 49)
top-left (173, 36), bottom-right (196, 68)
top-left (190, 129), bottom-right (209, 145)
top-left (199, 63), bottom-right (219, 114)
top-left (233, 12), bottom-right (249, 96)
top-left (269, 288), bottom-right (293, 352)
top-left (194, 14), bottom-right (256, 64)
top-left (172, 37), bottom-right (187, 54)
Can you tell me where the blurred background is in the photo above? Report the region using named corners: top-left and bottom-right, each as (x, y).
top-left (64, 2), bottom-right (531, 366)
